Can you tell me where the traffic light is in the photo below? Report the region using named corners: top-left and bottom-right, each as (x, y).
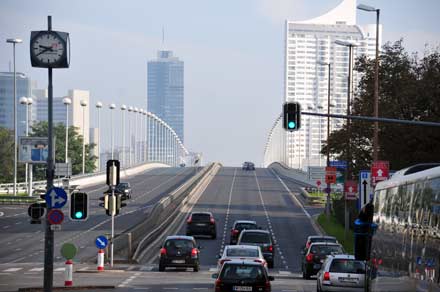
top-left (102, 193), bottom-right (127, 216)
top-left (69, 192), bottom-right (88, 221)
top-left (283, 102), bottom-right (301, 131)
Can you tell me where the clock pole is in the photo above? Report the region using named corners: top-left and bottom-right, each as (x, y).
top-left (43, 15), bottom-right (55, 292)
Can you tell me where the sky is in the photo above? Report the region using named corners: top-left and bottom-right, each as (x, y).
top-left (1, 0), bottom-right (439, 166)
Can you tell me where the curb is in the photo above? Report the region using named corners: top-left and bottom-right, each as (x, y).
top-left (312, 213), bottom-right (327, 236)
top-left (75, 269), bottom-right (125, 274)
top-left (18, 286), bottom-right (115, 291)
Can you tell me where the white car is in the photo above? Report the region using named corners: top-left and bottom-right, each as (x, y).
top-left (217, 245), bottom-right (267, 272)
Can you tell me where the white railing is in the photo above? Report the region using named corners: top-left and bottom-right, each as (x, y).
top-left (263, 114), bottom-right (289, 167)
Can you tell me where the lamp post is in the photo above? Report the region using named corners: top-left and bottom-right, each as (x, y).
top-left (63, 97), bottom-right (72, 163)
top-left (335, 39), bottom-right (358, 239)
top-left (133, 107), bottom-right (139, 164)
top-left (95, 101), bottom-right (103, 171)
top-left (120, 105), bottom-right (127, 166)
top-left (358, 3), bottom-right (380, 161)
top-left (128, 106), bottom-right (133, 166)
top-left (109, 103), bottom-right (116, 160)
top-left (306, 104), bottom-right (315, 173)
top-left (19, 97), bottom-right (31, 195)
top-left (139, 109), bottom-right (144, 162)
top-left (80, 100), bottom-right (87, 174)
top-left (6, 38), bottom-right (22, 196)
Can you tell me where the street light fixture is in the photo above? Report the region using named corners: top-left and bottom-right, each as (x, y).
top-left (6, 38), bottom-right (22, 196)
top-left (80, 100), bottom-right (87, 174)
top-left (120, 104), bottom-right (127, 166)
top-left (109, 103), bottom-right (116, 160)
top-left (358, 3), bottom-right (380, 161)
top-left (95, 101), bottom-right (103, 171)
top-left (63, 97), bottom-right (72, 163)
top-left (128, 106), bottom-right (133, 166)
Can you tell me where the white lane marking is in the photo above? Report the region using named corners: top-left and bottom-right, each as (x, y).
top-left (54, 267), bottom-right (65, 272)
top-left (3, 225), bottom-right (10, 229)
top-left (3, 268), bottom-right (23, 272)
top-left (193, 289), bottom-right (208, 290)
top-left (163, 289), bottom-right (178, 290)
top-left (14, 248), bottom-right (21, 251)
top-left (0, 211), bottom-right (4, 217)
top-left (219, 169), bottom-right (237, 255)
top-left (29, 268), bottom-right (44, 272)
top-left (134, 289), bottom-right (150, 290)
top-left (254, 171), bottom-right (288, 271)
top-left (117, 272), bottom-right (141, 288)
top-left (209, 267), bottom-right (218, 272)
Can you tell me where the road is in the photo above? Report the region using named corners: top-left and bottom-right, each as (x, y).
top-left (0, 166), bottom-right (324, 292)
top-left (0, 167), bottom-right (199, 264)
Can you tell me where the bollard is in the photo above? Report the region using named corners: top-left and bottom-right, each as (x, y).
top-left (97, 249), bottom-right (105, 271)
top-left (65, 259), bottom-right (73, 286)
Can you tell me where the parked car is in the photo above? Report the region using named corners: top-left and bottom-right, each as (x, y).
top-left (116, 182), bottom-right (132, 200)
top-left (230, 220), bottom-right (258, 244)
top-left (212, 260), bottom-right (274, 292)
top-left (242, 162), bottom-right (255, 171)
top-left (303, 235), bottom-right (338, 251)
top-left (301, 242), bottom-right (344, 279)
top-left (217, 245), bottom-right (267, 272)
top-left (186, 211), bottom-right (217, 239)
top-left (237, 229), bottom-right (274, 268)
top-left (158, 235), bottom-right (200, 272)
top-left (317, 254), bottom-right (365, 292)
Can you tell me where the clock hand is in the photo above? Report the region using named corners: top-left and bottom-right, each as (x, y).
top-left (35, 47), bottom-right (53, 57)
top-left (39, 45), bottom-right (52, 49)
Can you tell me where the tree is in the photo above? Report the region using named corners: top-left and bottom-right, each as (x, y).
top-left (30, 121), bottom-right (97, 180)
top-left (0, 127), bottom-right (14, 183)
top-left (322, 40), bottom-right (440, 175)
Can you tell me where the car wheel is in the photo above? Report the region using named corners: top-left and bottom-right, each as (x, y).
top-left (193, 264), bottom-right (199, 272)
top-left (159, 263), bottom-right (165, 272)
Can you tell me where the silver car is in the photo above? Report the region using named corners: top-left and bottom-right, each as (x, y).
top-left (217, 245), bottom-right (267, 272)
top-left (317, 254), bottom-right (365, 292)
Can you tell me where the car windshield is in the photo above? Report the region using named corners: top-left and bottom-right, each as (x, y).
top-left (221, 264), bottom-right (265, 280)
top-left (191, 213), bottom-right (211, 222)
top-left (226, 248), bottom-right (259, 257)
top-left (235, 223), bottom-right (257, 231)
top-left (165, 239), bottom-right (194, 251)
top-left (310, 245), bottom-right (343, 255)
top-left (330, 259), bottom-right (365, 274)
top-left (240, 232), bottom-right (270, 244)
top-left (118, 183), bottom-right (129, 188)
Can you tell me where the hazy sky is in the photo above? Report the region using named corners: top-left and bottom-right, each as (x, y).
top-left (1, 0), bottom-right (439, 166)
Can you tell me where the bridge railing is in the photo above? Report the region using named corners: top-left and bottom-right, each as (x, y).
top-left (263, 114), bottom-right (289, 167)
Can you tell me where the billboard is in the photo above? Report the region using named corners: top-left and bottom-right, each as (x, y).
top-left (19, 137), bottom-right (49, 164)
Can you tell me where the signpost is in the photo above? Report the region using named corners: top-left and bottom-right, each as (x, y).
top-left (359, 171), bottom-right (372, 210)
top-left (95, 235), bottom-right (108, 249)
top-left (60, 243), bottom-right (76, 287)
top-left (45, 187), bottom-right (68, 209)
top-left (55, 162), bottom-right (72, 177)
top-left (47, 209), bottom-right (64, 225)
top-left (371, 160), bottom-right (389, 186)
top-left (106, 160), bottom-right (120, 268)
top-left (325, 167), bottom-right (337, 184)
top-left (344, 180), bottom-right (358, 200)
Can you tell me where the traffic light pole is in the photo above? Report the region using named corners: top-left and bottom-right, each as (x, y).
top-left (110, 186), bottom-right (115, 268)
top-left (44, 16), bottom-right (54, 292)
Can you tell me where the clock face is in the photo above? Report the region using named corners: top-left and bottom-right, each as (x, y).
top-left (31, 32), bottom-right (65, 65)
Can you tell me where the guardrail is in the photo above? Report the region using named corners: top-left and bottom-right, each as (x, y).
top-left (269, 162), bottom-right (316, 186)
top-left (0, 196), bottom-right (44, 205)
top-left (113, 162), bottom-right (219, 262)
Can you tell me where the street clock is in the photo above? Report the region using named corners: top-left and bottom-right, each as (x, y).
top-left (30, 30), bottom-right (70, 68)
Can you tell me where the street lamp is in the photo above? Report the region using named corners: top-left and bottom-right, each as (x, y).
top-left (19, 97), bottom-right (32, 195)
top-left (95, 101), bottom-right (103, 171)
top-left (109, 103), bottom-right (116, 160)
top-left (133, 107), bottom-right (138, 164)
top-left (128, 106), bottom-right (133, 166)
top-left (335, 39), bottom-right (358, 239)
top-left (358, 3), bottom-right (380, 161)
top-left (63, 97), bottom-right (72, 163)
top-left (120, 105), bottom-right (127, 167)
top-left (7, 38), bottom-right (22, 196)
top-left (80, 100), bottom-right (88, 174)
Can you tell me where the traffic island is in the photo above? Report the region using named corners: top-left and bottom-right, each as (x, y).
top-left (316, 213), bottom-right (354, 253)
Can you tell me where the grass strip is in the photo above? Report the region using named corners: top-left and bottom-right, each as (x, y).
top-left (317, 213), bottom-right (354, 254)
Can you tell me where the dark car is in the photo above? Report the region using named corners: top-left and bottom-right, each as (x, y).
top-left (212, 260), bottom-right (274, 292)
top-left (242, 162), bottom-right (255, 171)
top-left (116, 182), bottom-right (132, 200)
top-left (237, 230), bottom-right (274, 268)
top-left (303, 235), bottom-right (338, 251)
top-left (158, 235), bottom-right (200, 272)
top-left (230, 220), bottom-right (258, 244)
top-left (186, 211), bottom-right (217, 239)
top-left (301, 242), bottom-right (344, 279)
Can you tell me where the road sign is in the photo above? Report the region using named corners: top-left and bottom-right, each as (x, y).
top-left (55, 162), bottom-right (72, 177)
top-left (45, 187), bottom-right (68, 209)
top-left (371, 160), bottom-right (389, 186)
top-left (325, 167), bottom-right (337, 184)
top-left (316, 180), bottom-right (321, 187)
top-left (18, 136), bottom-right (49, 164)
top-left (329, 160), bottom-right (347, 169)
top-left (61, 243), bottom-right (77, 260)
top-left (344, 180), bottom-right (358, 200)
top-left (47, 209), bottom-right (64, 225)
top-left (359, 171), bottom-right (372, 210)
top-left (28, 203), bottom-right (45, 224)
top-left (95, 235), bottom-right (108, 249)
top-left (50, 224), bottom-right (61, 231)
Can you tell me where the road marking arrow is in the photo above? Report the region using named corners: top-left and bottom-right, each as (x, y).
top-left (377, 169), bottom-right (383, 177)
top-left (348, 186), bottom-right (353, 193)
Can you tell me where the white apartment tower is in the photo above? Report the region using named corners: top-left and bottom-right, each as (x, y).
top-left (284, 0), bottom-right (381, 169)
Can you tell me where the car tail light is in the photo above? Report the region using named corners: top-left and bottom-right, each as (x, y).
top-left (265, 281), bottom-right (271, 292)
top-left (306, 253), bottom-right (314, 262)
top-left (191, 248), bottom-right (198, 257)
top-left (231, 229), bottom-right (239, 235)
top-left (187, 216), bottom-right (192, 224)
top-left (265, 245), bottom-right (273, 252)
top-left (215, 279), bottom-right (221, 291)
top-left (378, 258), bottom-right (383, 265)
top-left (323, 272), bottom-right (330, 281)
top-left (160, 248), bottom-right (167, 255)
top-left (254, 259), bottom-right (263, 263)
top-left (210, 216), bottom-right (215, 224)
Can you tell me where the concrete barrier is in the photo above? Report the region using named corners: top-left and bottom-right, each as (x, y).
top-left (269, 162), bottom-right (315, 186)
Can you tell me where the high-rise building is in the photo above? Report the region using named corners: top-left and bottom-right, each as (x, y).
top-left (0, 72), bottom-right (32, 136)
top-left (284, 0), bottom-right (381, 169)
top-left (147, 50), bottom-right (184, 142)
top-left (34, 89), bottom-right (90, 143)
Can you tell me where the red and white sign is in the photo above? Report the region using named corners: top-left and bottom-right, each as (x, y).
top-left (47, 209), bottom-right (64, 225)
top-left (316, 180), bottom-right (321, 187)
top-left (344, 180), bottom-right (358, 200)
top-left (371, 160), bottom-right (389, 186)
top-left (325, 167), bottom-right (337, 184)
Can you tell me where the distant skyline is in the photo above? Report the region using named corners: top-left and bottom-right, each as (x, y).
top-left (1, 0), bottom-right (439, 166)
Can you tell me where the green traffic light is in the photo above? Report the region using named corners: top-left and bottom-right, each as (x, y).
top-left (288, 121), bottom-right (296, 129)
top-left (75, 211), bottom-right (83, 219)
